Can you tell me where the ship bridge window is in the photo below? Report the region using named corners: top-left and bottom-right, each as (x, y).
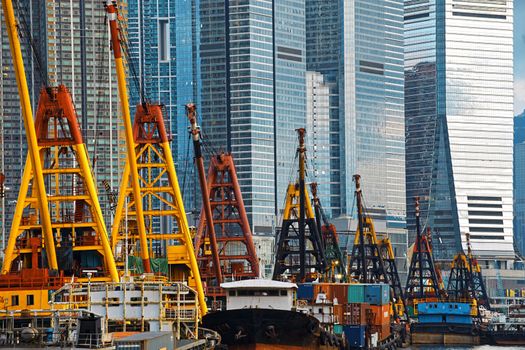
top-left (11, 295), bottom-right (19, 306)
top-left (229, 291), bottom-right (236, 296)
top-left (237, 290), bottom-right (281, 296)
top-left (27, 294), bottom-right (34, 306)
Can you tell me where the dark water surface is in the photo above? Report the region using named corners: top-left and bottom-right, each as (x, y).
top-left (408, 346), bottom-right (525, 350)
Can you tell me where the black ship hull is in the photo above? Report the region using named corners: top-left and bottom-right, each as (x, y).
top-left (202, 308), bottom-right (341, 349)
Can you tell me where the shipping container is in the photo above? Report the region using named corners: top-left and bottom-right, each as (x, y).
top-left (344, 303), bottom-right (368, 325)
top-left (334, 324), bottom-right (344, 335)
top-left (368, 304), bottom-right (390, 326)
top-left (343, 325), bottom-right (366, 348)
top-left (334, 304), bottom-right (344, 324)
top-left (369, 324), bottom-right (391, 341)
top-left (347, 284), bottom-right (366, 303)
top-left (364, 284), bottom-right (390, 305)
top-left (297, 283), bottom-right (314, 301)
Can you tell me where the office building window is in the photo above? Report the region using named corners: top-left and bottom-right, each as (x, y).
top-left (158, 19), bottom-right (169, 62)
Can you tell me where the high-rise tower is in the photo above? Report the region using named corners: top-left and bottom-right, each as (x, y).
top-left (199, 0), bottom-right (306, 234)
top-left (306, 0), bottom-right (406, 275)
top-left (405, 0), bottom-right (515, 260)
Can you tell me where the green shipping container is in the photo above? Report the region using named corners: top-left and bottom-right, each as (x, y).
top-left (347, 284), bottom-right (365, 303)
top-left (334, 324), bottom-right (343, 335)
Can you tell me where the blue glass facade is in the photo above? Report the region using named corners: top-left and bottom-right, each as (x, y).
top-left (199, 0), bottom-right (306, 233)
top-left (306, 0), bottom-right (406, 273)
top-left (405, 0), bottom-right (515, 260)
top-left (514, 111), bottom-right (525, 257)
top-left (127, 0), bottom-right (202, 222)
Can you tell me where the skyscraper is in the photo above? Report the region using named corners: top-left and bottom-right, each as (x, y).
top-left (514, 110), bottom-right (525, 257)
top-left (199, 0), bottom-right (306, 233)
top-left (405, 0), bottom-right (515, 260)
top-left (127, 0), bottom-right (202, 223)
top-left (0, 1), bottom-right (124, 250)
top-left (306, 0), bottom-right (406, 273)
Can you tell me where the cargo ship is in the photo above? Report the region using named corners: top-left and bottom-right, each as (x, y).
top-left (202, 279), bottom-right (343, 349)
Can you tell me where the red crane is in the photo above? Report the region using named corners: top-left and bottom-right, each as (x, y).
top-left (186, 104), bottom-right (259, 301)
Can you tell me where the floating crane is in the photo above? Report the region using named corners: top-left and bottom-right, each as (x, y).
top-left (104, 2), bottom-right (206, 315)
top-left (447, 233), bottom-right (490, 310)
top-left (186, 104), bottom-right (259, 300)
top-left (0, 0), bottom-right (118, 311)
top-left (273, 128), bottom-right (327, 282)
top-left (405, 197), bottom-right (445, 317)
top-left (347, 175), bottom-right (406, 320)
top-left (310, 182), bottom-right (346, 281)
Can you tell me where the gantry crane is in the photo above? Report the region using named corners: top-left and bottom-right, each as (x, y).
top-left (0, 0), bottom-right (119, 310)
top-left (347, 175), bottom-right (405, 320)
top-left (447, 233), bottom-right (490, 310)
top-left (273, 129), bottom-right (327, 282)
top-left (186, 104), bottom-right (259, 300)
top-left (310, 182), bottom-right (346, 281)
top-left (104, 2), bottom-right (206, 316)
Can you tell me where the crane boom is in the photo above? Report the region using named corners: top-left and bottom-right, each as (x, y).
top-left (1, 0), bottom-right (57, 271)
top-left (105, 1), bottom-right (151, 273)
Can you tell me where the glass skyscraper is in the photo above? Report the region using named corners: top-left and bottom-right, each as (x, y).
top-left (405, 0), bottom-right (515, 260)
top-left (306, 0), bottom-right (406, 273)
top-left (199, 0), bottom-right (306, 233)
top-left (514, 110), bottom-right (525, 257)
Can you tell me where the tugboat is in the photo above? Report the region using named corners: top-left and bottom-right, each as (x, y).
top-left (486, 305), bottom-right (525, 345)
top-left (202, 279), bottom-right (342, 349)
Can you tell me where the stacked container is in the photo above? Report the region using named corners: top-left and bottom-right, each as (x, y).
top-left (416, 301), bottom-right (473, 325)
top-left (364, 284), bottom-right (391, 340)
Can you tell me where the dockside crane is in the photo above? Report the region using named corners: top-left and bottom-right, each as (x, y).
top-left (186, 104), bottom-right (259, 300)
top-left (347, 175), bottom-right (406, 320)
top-left (405, 197), bottom-right (445, 315)
top-left (0, 0), bottom-right (119, 310)
top-left (104, 2), bottom-right (206, 316)
top-left (310, 182), bottom-right (346, 282)
top-left (273, 128), bottom-right (327, 282)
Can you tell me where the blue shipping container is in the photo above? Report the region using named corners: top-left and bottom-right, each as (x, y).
top-left (347, 284), bottom-right (365, 303)
top-left (364, 284), bottom-right (390, 305)
top-left (297, 284), bottom-right (314, 300)
top-left (343, 325), bottom-right (366, 348)
top-left (446, 315), bottom-right (473, 325)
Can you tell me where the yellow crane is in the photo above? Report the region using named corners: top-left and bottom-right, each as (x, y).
top-left (104, 1), bottom-right (207, 316)
top-left (0, 0), bottom-right (119, 311)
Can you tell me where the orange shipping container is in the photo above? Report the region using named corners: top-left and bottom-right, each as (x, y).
top-left (367, 305), bottom-right (390, 326)
top-left (333, 304), bottom-right (344, 324)
top-left (344, 303), bottom-right (369, 325)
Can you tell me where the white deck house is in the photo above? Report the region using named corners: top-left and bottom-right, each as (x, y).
top-left (221, 279), bottom-right (297, 311)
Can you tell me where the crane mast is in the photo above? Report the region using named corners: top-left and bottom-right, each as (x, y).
top-left (105, 2), bottom-right (207, 316)
top-left (273, 128), bottom-right (327, 282)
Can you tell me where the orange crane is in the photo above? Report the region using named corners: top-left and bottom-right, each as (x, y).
top-left (0, 0), bottom-right (119, 311)
top-left (186, 104), bottom-right (259, 300)
top-left (104, 2), bottom-right (207, 316)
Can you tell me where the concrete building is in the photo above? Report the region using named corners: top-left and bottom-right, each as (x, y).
top-left (405, 0), bottom-right (515, 260)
